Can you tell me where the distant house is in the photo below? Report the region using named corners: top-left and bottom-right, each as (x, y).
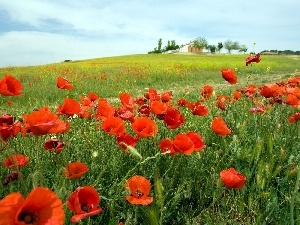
top-left (178, 41), bottom-right (204, 53)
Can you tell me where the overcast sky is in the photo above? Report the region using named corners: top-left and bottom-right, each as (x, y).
top-left (0, 0), bottom-right (299, 67)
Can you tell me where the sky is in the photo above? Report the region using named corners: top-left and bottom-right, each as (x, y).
top-left (0, 0), bottom-right (299, 67)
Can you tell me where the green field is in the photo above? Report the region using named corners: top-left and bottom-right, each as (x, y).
top-left (0, 54), bottom-right (300, 225)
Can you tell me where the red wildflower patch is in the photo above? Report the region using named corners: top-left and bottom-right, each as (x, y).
top-left (0, 187), bottom-right (65, 225)
top-left (220, 167), bottom-right (246, 189)
top-left (125, 175), bottom-right (153, 205)
top-left (2, 154), bottom-right (29, 168)
top-left (67, 186), bottom-right (102, 223)
top-left (221, 68), bottom-right (237, 85)
top-left (173, 134), bottom-right (195, 155)
top-left (211, 117), bottom-right (231, 136)
top-left (0, 74), bottom-right (23, 96)
top-left (101, 116), bottom-right (126, 135)
top-left (150, 100), bottom-right (168, 115)
top-left (161, 91), bottom-right (173, 102)
top-left (22, 106), bottom-right (70, 136)
top-left (159, 138), bottom-right (176, 155)
top-left (131, 117), bottom-right (158, 138)
top-left (246, 53), bottom-right (261, 66)
top-left (186, 132), bottom-right (206, 152)
top-left (56, 76), bottom-right (73, 90)
top-left (260, 83), bottom-right (284, 98)
top-left (116, 132), bottom-right (139, 153)
top-left (63, 162), bottom-right (89, 179)
top-left (119, 93), bottom-right (137, 110)
top-left (188, 102), bottom-right (209, 116)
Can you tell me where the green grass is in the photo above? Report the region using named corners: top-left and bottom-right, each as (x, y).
top-left (0, 53), bottom-right (300, 224)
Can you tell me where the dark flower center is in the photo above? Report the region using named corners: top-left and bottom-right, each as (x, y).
top-left (18, 210), bottom-right (37, 224)
top-left (82, 204), bottom-right (92, 212)
top-left (135, 189), bottom-right (143, 198)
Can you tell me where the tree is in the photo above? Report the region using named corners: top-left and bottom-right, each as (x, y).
top-left (158, 38), bottom-right (162, 52)
top-left (207, 45), bottom-right (216, 53)
top-left (217, 42), bottom-right (223, 53)
top-left (193, 37), bottom-right (208, 50)
top-left (224, 40), bottom-right (240, 54)
top-left (239, 44), bottom-right (248, 54)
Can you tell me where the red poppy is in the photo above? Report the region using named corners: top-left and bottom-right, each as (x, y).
top-left (0, 114), bottom-right (14, 125)
top-left (212, 117), bottom-right (231, 136)
top-left (116, 132), bottom-right (139, 153)
top-left (161, 91), bottom-right (172, 102)
top-left (288, 112), bottom-right (300, 123)
top-left (220, 168), bottom-right (246, 189)
top-left (233, 90), bottom-right (242, 100)
top-left (2, 170), bottom-right (21, 185)
top-left (0, 74), bottom-right (23, 96)
top-left (163, 108), bottom-right (185, 129)
top-left (217, 95), bottom-right (231, 111)
top-left (173, 134), bottom-right (195, 155)
top-left (115, 107), bottom-right (135, 122)
top-left (246, 53), bottom-right (261, 66)
top-left (285, 94), bottom-right (300, 107)
top-left (44, 138), bottom-right (65, 153)
top-left (57, 98), bottom-right (81, 117)
top-left (22, 106), bottom-right (70, 136)
top-left (150, 100), bottom-right (168, 115)
top-left (120, 93), bottom-right (137, 110)
top-left (101, 116), bottom-right (126, 135)
top-left (144, 88), bottom-right (160, 101)
top-left (88, 92), bottom-right (99, 101)
top-left (177, 98), bottom-right (189, 107)
top-left (201, 85), bottom-right (213, 98)
top-left (249, 105), bottom-right (265, 114)
top-left (138, 105), bottom-right (151, 117)
top-left (185, 132), bottom-right (206, 151)
top-left (67, 186), bottom-right (102, 223)
top-left (56, 76), bottom-right (73, 90)
top-left (221, 68), bottom-right (237, 85)
top-left (95, 98), bottom-right (115, 120)
top-left (0, 187), bottom-right (65, 225)
top-left (158, 138), bottom-right (176, 155)
top-left (260, 83), bottom-right (284, 98)
top-left (131, 117), bottom-right (158, 138)
top-left (63, 162), bottom-right (89, 179)
top-left (2, 154), bottom-right (29, 168)
top-left (242, 84), bottom-right (257, 97)
top-left (125, 175), bottom-right (153, 205)
top-left (0, 122), bottom-right (21, 142)
top-left (188, 102), bottom-right (209, 116)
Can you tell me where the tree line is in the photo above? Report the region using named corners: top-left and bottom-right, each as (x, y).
top-left (148, 37), bottom-right (299, 55)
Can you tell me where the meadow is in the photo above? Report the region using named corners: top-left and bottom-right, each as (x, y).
top-left (0, 53), bottom-right (300, 225)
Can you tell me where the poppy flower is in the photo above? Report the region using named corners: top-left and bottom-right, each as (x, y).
top-left (177, 98), bottom-right (189, 107)
top-left (116, 132), bottom-right (139, 153)
top-left (158, 138), bottom-right (176, 155)
top-left (217, 95), bottom-right (231, 111)
top-left (101, 116), bottom-right (126, 135)
top-left (0, 187), bottom-right (65, 225)
top-left (0, 74), bottom-right (23, 96)
top-left (144, 88), bottom-right (160, 101)
top-left (185, 132), bottom-right (206, 151)
top-left (95, 98), bottom-right (116, 120)
top-left (88, 92), bottom-right (99, 101)
top-left (260, 83), bottom-right (284, 98)
top-left (63, 162), bottom-right (89, 179)
top-left (201, 85), bottom-right (213, 98)
top-left (246, 53), bottom-right (261, 66)
top-left (131, 117), bottom-right (158, 138)
top-left (120, 93), bottom-right (137, 110)
top-left (0, 114), bottom-right (14, 125)
top-left (164, 108), bottom-right (185, 129)
top-left (67, 186), bottom-right (102, 223)
top-left (138, 105), bottom-right (151, 117)
top-left (288, 112), bottom-right (300, 123)
top-left (221, 68), bottom-right (237, 85)
top-left (57, 98), bottom-right (81, 117)
top-left (188, 102), bottom-right (209, 116)
top-left (220, 167), bottom-right (246, 189)
top-left (212, 117), bottom-right (231, 136)
top-left (285, 94), bottom-right (300, 107)
top-left (2, 154), bottom-right (29, 168)
top-left (44, 138), bottom-right (65, 153)
top-left (22, 106), bottom-right (70, 136)
top-left (56, 76), bottom-right (73, 90)
top-left (150, 100), bottom-right (168, 115)
top-left (233, 90), bottom-right (242, 100)
top-left (125, 175), bottom-right (153, 205)
top-left (115, 107), bottom-right (135, 122)
top-left (173, 134), bottom-right (195, 155)
top-left (161, 91), bottom-right (172, 102)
